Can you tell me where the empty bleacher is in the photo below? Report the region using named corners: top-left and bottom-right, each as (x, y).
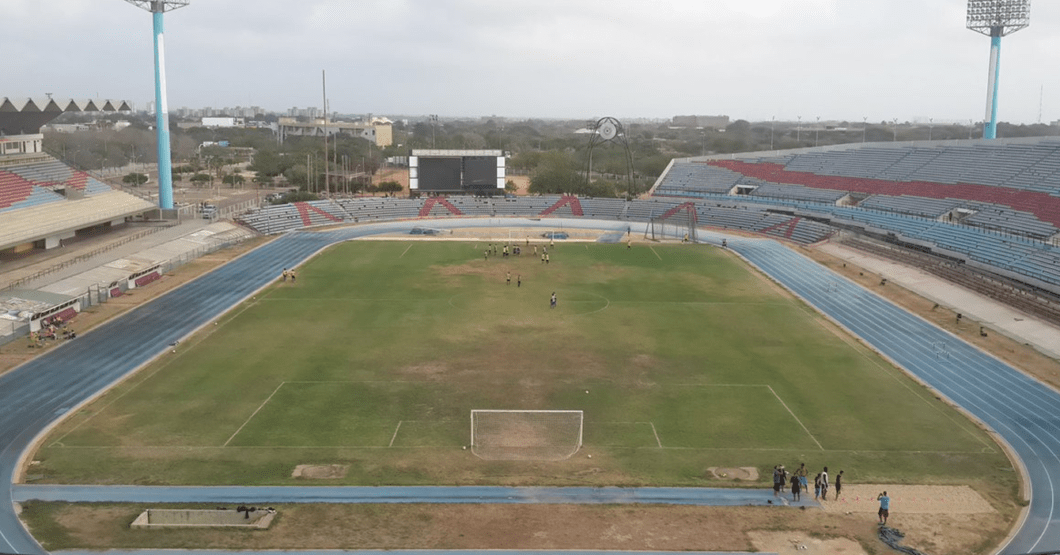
top-left (1, 155), bottom-right (154, 251)
top-left (857, 195), bottom-right (960, 219)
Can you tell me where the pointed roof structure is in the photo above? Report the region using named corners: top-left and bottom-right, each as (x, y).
top-left (0, 97), bottom-right (132, 136)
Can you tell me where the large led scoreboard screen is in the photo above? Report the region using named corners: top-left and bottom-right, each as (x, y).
top-left (410, 150), bottom-right (505, 194)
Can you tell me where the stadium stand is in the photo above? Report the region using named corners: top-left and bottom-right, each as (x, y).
top-left (237, 194), bottom-right (835, 247)
top-left (650, 138), bottom-right (1060, 295)
top-left (0, 98), bottom-right (156, 256)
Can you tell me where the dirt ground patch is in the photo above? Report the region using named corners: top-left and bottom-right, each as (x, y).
top-left (29, 501), bottom-right (1006, 555)
top-left (818, 485), bottom-right (995, 515)
top-left (292, 465), bottom-right (349, 479)
top-left (749, 530), bottom-right (868, 555)
top-left (706, 466), bottom-right (759, 481)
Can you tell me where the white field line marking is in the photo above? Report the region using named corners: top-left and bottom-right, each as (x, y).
top-left (649, 246), bottom-right (663, 260)
top-left (45, 445), bottom-right (991, 454)
top-left (48, 297), bottom-right (267, 447)
top-left (224, 382), bottom-right (285, 447)
top-left (800, 301), bottom-right (997, 452)
top-left (650, 421), bottom-right (662, 448)
top-left (389, 421), bottom-right (403, 447)
top-left (399, 244), bottom-right (413, 258)
top-left (768, 385), bottom-right (823, 450)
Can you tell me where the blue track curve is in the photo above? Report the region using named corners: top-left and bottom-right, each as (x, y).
top-left (0, 219), bottom-right (1056, 554)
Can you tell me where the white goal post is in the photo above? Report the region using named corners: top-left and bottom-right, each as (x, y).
top-left (470, 409), bottom-right (583, 461)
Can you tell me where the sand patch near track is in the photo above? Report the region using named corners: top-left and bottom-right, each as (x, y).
top-left (816, 485), bottom-right (996, 515)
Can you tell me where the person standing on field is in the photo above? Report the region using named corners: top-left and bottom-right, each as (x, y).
top-left (878, 491), bottom-right (890, 525)
top-left (819, 466), bottom-right (829, 500)
top-left (550, 292), bottom-right (557, 309)
top-left (834, 470), bottom-right (843, 500)
top-left (794, 462), bottom-right (808, 490)
top-left (506, 271), bottom-right (511, 286)
top-left (791, 472), bottom-right (801, 501)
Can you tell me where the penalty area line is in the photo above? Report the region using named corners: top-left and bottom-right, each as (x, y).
top-left (389, 421), bottom-right (403, 447)
top-left (649, 246), bottom-right (663, 260)
top-left (399, 244), bottom-right (413, 258)
top-left (224, 382), bottom-right (285, 447)
top-left (650, 421), bottom-right (662, 448)
top-left (768, 385), bottom-right (823, 451)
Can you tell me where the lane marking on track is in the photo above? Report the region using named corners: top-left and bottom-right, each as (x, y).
top-left (0, 518), bottom-right (16, 552)
top-left (224, 382), bottom-right (286, 447)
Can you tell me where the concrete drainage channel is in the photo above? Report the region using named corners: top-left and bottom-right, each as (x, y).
top-left (130, 508), bottom-right (275, 529)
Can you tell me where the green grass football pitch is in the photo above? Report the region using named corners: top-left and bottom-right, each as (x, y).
top-left (37, 240), bottom-right (1008, 487)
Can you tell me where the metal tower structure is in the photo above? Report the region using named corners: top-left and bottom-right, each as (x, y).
top-left (124, 0), bottom-right (190, 211)
top-left (584, 117), bottom-right (637, 199)
top-left (967, 0), bottom-right (1030, 140)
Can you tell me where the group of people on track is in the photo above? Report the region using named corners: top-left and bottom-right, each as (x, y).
top-left (773, 463), bottom-right (843, 504)
top-left (773, 463), bottom-right (889, 524)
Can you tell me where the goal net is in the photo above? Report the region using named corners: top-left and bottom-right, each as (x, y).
top-left (470, 410), bottom-right (583, 461)
top-left (647, 203), bottom-right (697, 243)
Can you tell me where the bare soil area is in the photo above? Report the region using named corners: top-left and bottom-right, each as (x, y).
top-left (291, 465), bottom-right (349, 480)
top-left (33, 494), bottom-right (1003, 555)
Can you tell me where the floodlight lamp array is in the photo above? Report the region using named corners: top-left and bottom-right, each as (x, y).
top-left (123, 0), bottom-right (191, 13)
top-left (966, 0), bottom-right (1030, 36)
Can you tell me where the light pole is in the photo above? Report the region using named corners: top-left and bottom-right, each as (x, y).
top-left (862, 117), bottom-right (868, 143)
top-left (797, 116), bottom-right (802, 143)
top-left (967, 0), bottom-right (1030, 139)
top-left (123, 0), bottom-right (190, 211)
top-left (928, 118), bottom-right (933, 141)
top-left (429, 114), bottom-right (438, 148)
top-left (815, 116), bottom-right (821, 147)
top-left (770, 116), bottom-right (775, 150)
top-left (892, 119), bottom-right (899, 142)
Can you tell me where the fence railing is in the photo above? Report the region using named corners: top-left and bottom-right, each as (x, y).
top-left (2, 225), bottom-right (175, 291)
top-left (0, 231), bottom-right (254, 346)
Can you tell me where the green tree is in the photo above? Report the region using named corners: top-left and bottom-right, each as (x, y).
top-left (222, 174), bottom-right (246, 187)
top-left (122, 173), bottom-right (148, 185)
top-left (528, 152), bottom-right (578, 195)
top-left (376, 180), bottom-right (403, 194)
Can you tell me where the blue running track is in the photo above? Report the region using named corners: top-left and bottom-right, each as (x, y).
top-left (0, 219), bottom-right (1056, 554)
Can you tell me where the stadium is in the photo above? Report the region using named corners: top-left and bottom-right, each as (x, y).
top-left (5, 108), bottom-right (1060, 554)
top-left (5, 2), bottom-right (1060, 555)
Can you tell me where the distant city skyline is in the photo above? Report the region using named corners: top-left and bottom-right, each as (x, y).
top-left (6, 0), bottom-right (1060, 125)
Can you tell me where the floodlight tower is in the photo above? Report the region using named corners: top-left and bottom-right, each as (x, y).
top-left (967, 0), bottom-right (1030, 140)
top-left (124, 0), bottom-right (189, 210)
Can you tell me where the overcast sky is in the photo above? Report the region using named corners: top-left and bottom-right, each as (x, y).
top-left (5, 0), bottom-right (1060, 123)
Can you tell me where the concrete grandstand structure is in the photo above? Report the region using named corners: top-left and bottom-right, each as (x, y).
top-left (0, 97), bottom-right (157, 256)
top-left (650, 138), bottom-right (1060, 300)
